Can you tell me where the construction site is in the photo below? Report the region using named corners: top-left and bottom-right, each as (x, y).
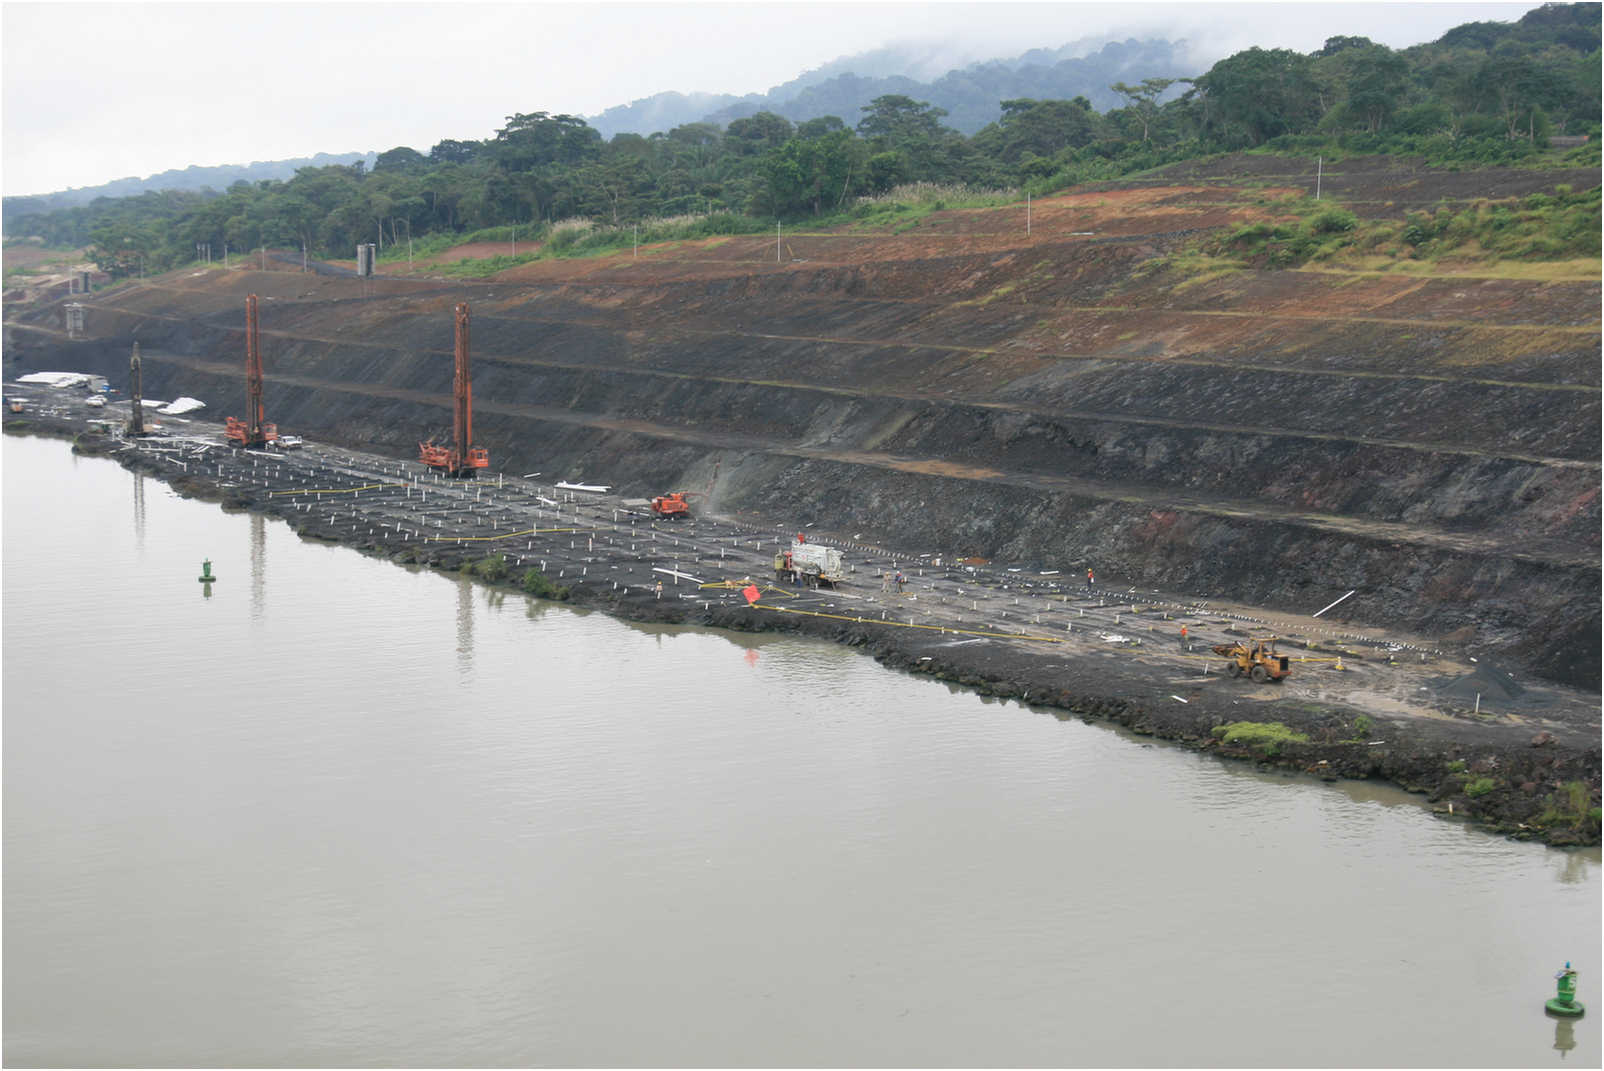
top-left (3, 153), bottom-right (1599, 844)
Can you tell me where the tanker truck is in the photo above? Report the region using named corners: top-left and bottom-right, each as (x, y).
top-left (786, 537), bottom-right (846, 587)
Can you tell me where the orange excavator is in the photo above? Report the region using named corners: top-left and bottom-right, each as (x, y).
top-left (225, 294), bottom-right (278, 448)
top-left (419, 302), bottom-right (489, 477)
top-left (650, 492), bottom-right (697, 519)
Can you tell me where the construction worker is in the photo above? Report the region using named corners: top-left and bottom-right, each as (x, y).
top-left (895, 570), bottom-right (905, 594)
top-left (655, 579), bottom-right (663, 599)
top-left (881, 571), bottom-right (891, 593)
top-left (1180, 624), bottom-right (1189, 650)
top-left (774, 552), bottom-right (787, 583)
top-left (1086, 567), bottom-right (1094, 590)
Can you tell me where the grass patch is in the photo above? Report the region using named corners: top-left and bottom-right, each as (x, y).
top-left (1464, 777), bottom-right (1497, 798)
top-left (1534, 780), bottom-right (1600, 836)
top-left (519, 567), bottom-right (570, 600)
top-left (1183, 186), bottom-right (1600, 274)
top-left (460, 553), bottom-right (511, 582)
top-left (1211, 720), bottom-right (1310, 757)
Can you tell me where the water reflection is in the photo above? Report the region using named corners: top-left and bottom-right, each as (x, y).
top-left (131, 472), bottom-right (146, 554)
top-left (1552, 1015), bottom-right (1576, 1059)
top-left (1555, 849), bottom-right (1596, 885)
top-left (456, 575), bottom-right (474, 675)
top-left (250, 513), bottom-right (266, 621)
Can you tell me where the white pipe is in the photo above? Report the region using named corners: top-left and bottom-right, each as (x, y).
top-left (1312, 590), bottom-right (1356, 618)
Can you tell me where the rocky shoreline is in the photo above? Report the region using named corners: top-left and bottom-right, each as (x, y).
top-left (20, 409), bottom-right (1601, 849)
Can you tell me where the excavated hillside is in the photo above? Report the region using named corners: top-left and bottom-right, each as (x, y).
top-left (6, 155), bottom-right (1600, 689)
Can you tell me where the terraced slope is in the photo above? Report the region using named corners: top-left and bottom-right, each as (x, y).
top-left (6, 158), bottom-right (1598, 687)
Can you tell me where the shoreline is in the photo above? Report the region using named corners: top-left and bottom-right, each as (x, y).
top-left (11, 406), bottom-right (1599, 848)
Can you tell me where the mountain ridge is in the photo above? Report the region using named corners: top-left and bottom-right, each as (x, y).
top-left (589, 34), bottom-right (1200, 137)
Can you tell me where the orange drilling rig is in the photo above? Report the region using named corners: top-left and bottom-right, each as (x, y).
top-left (225, 293), bottom-right (278, 448)
top-left (419, 302), bottom-right (490, 477)
top-left (649, 491), bottom-right (698, 519)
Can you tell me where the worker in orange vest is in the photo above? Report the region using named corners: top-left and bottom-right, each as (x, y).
top-left (1086, 566), bottom-right (1094, 590)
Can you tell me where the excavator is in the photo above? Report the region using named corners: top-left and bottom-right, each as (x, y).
top-left (1212, 637), bottom-right (1292, 683)
top-left (650, 492), bottom-right (696, 519)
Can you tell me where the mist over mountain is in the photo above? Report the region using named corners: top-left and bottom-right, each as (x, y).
top-left (4, 152), bottom-right (378, 219)
top-left (590, 35), bottom-right (1202, 138)
top-left (8, 34), bottom-right (1198, 207)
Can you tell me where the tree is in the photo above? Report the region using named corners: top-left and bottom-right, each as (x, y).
top-left (1194, 47), bottom-right (1321, 145)
top-left (759, 129), bottom-right (861, 216)
top-left (429, 139), bottom-right (481, 165)
top-left (725, 111), bottom-right (794, 156)
top-left (374, 146), bottom-right (427, 173)
top-left (857, 95), bottom-right (958, 181)
top-left (488, 112), bottom-right (601, 172)
top-left (1109, 78), bottom-right (1179, 142)
top-left (1345, 46), bottom-right (1410, 133)
top-left (796, 115), bottom-right (846, 139)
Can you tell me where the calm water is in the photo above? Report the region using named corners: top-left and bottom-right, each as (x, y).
top-left (4, 433), bottom-right (1599, 1068)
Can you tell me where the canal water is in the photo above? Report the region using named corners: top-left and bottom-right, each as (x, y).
top-left (4, 433), bottom-right (1598, 1068)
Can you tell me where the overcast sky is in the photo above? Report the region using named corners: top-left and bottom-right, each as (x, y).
top-left (2, 1), bottom-right (1544, 197)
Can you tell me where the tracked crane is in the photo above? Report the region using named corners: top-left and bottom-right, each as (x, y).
top-left (419, 302), bottom-right (490, 477)
top-left (225, 294), bottom-right (277, 448)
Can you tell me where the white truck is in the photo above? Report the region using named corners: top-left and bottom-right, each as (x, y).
top-left (787, 540), bottom-right (846, 586)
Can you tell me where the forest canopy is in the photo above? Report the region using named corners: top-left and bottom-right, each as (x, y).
top-left (8, 2), bottom-right (1597, 278)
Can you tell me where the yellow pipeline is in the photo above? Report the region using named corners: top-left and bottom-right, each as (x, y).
top-left (269, 482), bottom-right (400, 496)
top-left (426, 526), bottom-right (584, 543)
top-left (700, 581), bottom-right (798, 599)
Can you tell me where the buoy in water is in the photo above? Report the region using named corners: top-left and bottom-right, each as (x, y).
top-left (1546, 963), bottom-right (1585, 1018)
top-left (198, 559), bottom-right (217, 583)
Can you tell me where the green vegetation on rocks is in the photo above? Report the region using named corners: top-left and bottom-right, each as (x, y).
top-left (1211, 720), bottom-right (1311, 756)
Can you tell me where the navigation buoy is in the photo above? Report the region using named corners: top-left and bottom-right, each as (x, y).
top-left (1546, 963), bottom-right (1585, 1017)
top-left (198, 558), bottom-right (217, 583)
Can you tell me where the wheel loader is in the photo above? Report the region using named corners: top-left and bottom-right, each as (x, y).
top-left (1212, 638), bottom-right (1291, 683)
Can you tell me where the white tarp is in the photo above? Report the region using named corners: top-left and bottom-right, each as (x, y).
top-left (17, 372), bottom-right (89, 388)
top-left (158, 397), bottom-right (205, 415)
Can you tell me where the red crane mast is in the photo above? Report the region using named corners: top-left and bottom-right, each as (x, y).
top-left (225, 293), bottom-right (277, 448)
top-left (419, 302), bottom-right (489, 477)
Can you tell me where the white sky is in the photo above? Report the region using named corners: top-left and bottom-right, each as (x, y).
top-left (2, 1), bottom-right (1544, 197)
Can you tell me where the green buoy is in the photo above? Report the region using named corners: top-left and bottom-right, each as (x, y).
top-left (198, 558), bottom-right (217, 583)
top-left (1546, 963), bottom-right (1585, 1018)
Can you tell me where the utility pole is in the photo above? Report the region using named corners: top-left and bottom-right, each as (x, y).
top-left (776, 221), bottom-right (781, 263)
top-left (634, 222), bottom-right (638, 259)
top-left (1026, 191), bottom-right (1031, 237)
top-left (1316, 156), bottom-right (1323, 201)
